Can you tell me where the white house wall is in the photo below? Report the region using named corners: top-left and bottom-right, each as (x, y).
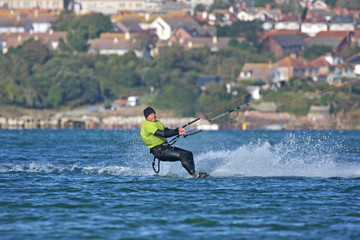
top-left (301, 23), bottom-right (328, 37)
top-left (150, 17), bottom-right (171, 40)
top-left (74, 0), bottom-right (147, 14)
top-left (0, 0), bottom-right (63, 9)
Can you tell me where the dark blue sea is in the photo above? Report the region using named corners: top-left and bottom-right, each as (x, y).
top-left (1, 129), bottom-right (360, 240)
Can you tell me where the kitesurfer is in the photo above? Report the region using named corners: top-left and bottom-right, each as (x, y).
top-left (140, 107), bottom-right (207, 178)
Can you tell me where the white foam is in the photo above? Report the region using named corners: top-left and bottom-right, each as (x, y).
top-left (195, 135), bottom-right (360, 178)
top-left (1, 133), bottom-right (359, 178)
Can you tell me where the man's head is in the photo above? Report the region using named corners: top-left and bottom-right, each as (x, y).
top-left (143, 107), bottom-right (156, 121)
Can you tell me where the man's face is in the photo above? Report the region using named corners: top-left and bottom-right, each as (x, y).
top-left (146, 112), bottom-right (156, 122)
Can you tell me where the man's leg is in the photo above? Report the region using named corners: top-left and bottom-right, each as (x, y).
top-left (160, 146), bottom-right (195, 175)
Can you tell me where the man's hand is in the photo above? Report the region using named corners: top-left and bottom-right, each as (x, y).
top-left (178, 127), bottom-right (186, 136)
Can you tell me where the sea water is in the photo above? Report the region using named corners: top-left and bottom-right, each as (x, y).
top-left (1, 129), bottom-right (360, 239)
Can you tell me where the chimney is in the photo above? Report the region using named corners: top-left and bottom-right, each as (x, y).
top-left (125, 32), bottom-right (130, 40)
top-left (212, 35), bottom-right (218, 44)
top-left (17, 35), bottom-right (22, 42)
top-left (188, 41), bottom-right (193, 48)
top-left (145, 13), bottom-right (150, 21)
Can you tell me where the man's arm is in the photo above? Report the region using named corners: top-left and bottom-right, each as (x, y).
top-left (154, 128), bottom-right (179, 138)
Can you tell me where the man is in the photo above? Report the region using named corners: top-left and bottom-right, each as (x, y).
top-left (140, 107), bottom-right (207, 178)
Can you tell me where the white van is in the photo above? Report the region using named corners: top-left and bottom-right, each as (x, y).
top-left (127, 96), bottom-right (139, 107)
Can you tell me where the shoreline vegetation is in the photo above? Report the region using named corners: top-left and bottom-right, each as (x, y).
top-left (1, 105), bottom-right (359, 130)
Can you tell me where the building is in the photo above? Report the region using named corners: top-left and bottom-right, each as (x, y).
top-left (71, 0), bottom-right (162, 15)
top-left (306, 31), bottom-right (353, 54)
top-left (261, 34), bottom-right (306, 56)
top-left (0, 0), bottom-right (63, 10)
top-left (304, 53), bottom-right (354, 84)
top-left (0, 31), bottom-right (66, 53)
top-left (275, 55), bottom-right (307, 86)
top-left (238, 62), bottom-right (279, 83)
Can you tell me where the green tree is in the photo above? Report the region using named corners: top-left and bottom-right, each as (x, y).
top-left (16, 39), bottom-right (51, 64)
top-left (142, 68), bottom-right (161, 88)
top-left (30, 58), bottom-right (101, 108)
top-left (194, 4), bottom-right (206, 14)
top-left (216, 20), bottom-right (263, 45)
top-left (303, 45), bottom-right (333, 61)
top-left (197, 82), bottom-right (230, 115)
top-left (343, 43), bottom-right (360, 60)
top-left (47, 86), bottom-right (63, 108)
top-left (254, 0), bottom-right (275, 7)
top-left (154, 84), bottom-right (200, 117)
top-left (67, 28), bottom-right (89, 52)
top-left (209, 0), bottom-right (233, 12)
top-left (61, 13), bottom-right (111, 52)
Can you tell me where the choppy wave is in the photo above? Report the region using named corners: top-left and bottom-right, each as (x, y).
top-left (0, 162), bottom-right (154, 176)
top-left (1, 132), bottom-right (359, 178)
top-left (196, 133), bottom-right (360, 178)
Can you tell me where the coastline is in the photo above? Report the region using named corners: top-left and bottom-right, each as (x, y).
top-left (0, 105), bottom-right (359, 130)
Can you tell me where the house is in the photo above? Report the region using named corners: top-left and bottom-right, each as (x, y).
top-left (0, 0), bottom-right (63, 10)
top-left (0, 31), bottom-right (66, 53)
top-left (179, 36), bottom-right (241, 52)
top-left (29, 13), bottom-right (58, 32)
top-left (88, 33), bottom-right (143, 57)
top-left (274, 13), bottom-right (300, 31)
top-left (329, 14), bottom-right (355, 31)
top-left (168, 25), bottom-right (228, 52)
top-left (238, 62), bottom-right (279, 83)
top-left (237, 9), bottom-right (257, 22)
top-left (299, 0), bottom-right (327, 10)
top-left (304, 53), bottom-right (354, 84)
top-left (159, 1), bottom-right (193, 14)
top-left (177, 0), bottom-right (214, 8)
top-left (275, 55), bottom-right (307, 86)
top-left (255, 8), bottom-right (282, 30)
top-left (0, 16), bottom-right (32, 33)
top-left (300, 13), bottom-right (328, 37)
top-left (169, 25), bottom-right (216, 42)
top-left (195, 9), bottom-right (233, 26)
top-left (261, 34), bottom-right (306, 56)
top-left (112, 17), bottom-right (143, 34)
top-left (346, 52), bottom-right (360, 75)
top-left (70, 0), bottom-right (150, 15)
top-left (197, 76), bottom-right (222, 91)
top-left (147, 14), bottom-right (201, 40)
top-left (306, 31), bottom-right (353, 54)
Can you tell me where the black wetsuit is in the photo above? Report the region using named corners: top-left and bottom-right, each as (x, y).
top-left (150, 128), bottom-right (195, 175)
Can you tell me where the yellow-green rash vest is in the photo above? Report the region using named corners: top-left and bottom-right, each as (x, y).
top-left (140, 120), bottom-right (167, 149)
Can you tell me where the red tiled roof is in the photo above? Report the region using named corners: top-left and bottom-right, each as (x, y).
top-left (308, 56), bottom-right (332, 68)
top-left (260, 29), bottom-right (301, 41)
top-left (314, 31), bottom-right (351, 38)
top-left (276, 56), bottom-right (306, 68)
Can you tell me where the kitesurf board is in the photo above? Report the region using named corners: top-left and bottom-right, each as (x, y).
top-left (193, 172), bottom-right (209, 179)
